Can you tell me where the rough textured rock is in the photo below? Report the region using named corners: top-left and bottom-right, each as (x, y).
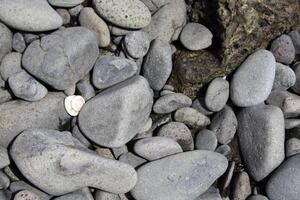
top-left (22, 27), bottom-right (99, 90)
top-left (79, 76), bottom-right (153, 148)
top-left (0, 23), bottom-right (12, 62)
top-left (131, 151), bottom-right (228, 200)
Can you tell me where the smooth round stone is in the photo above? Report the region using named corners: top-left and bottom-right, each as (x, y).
top-left (195, 129), bottom-right (217, 151)
top-left (14, 190), bottom-right (40, 200)
top-left (215, 144), bottom-right (231, 157)
top-left (286, 138), bottom-right (300, 157)
top-left (238, 104), bottom-right (285, 181)
top-left (56, 9), bottom-right (71, 25)
top-left (0, 0), bottom-right (63, 32)
top-left (79, 76), bottom-right (153, 148)
top-left (76, 80), bottom-right (95, 101)
top-left (48, 0), bottom-right (84, 7)
top-left (174, 107), bottom-right (210, 129)
top-left (134, 136), bottom-right (183, 160)
top-left (291, 63), bottom-right (300, 94)
top-left (272, 62), bottom-right (296, 90)
top-left (0, 146), bottom-right (9, 168)
top-left (0, 171), bottom-right (9, 189)
top-left (92, 56), bottom-right (138, 89)
top-left (143, 39), bottom-right (172, 91)
top-left (0, 23), bottom-right (12, 62)
top-left (270, 34), bottom-right (295, 64)
top-left (266, 154), bottom-right (300, 200)
top-left (180, 23), bottom-right (213, 51)
top-left (205, 78), bottom-right (229, 112)
top-left (131, 151), bottom-right (228, 200)
top-left (209, 106), bottom-right (238, 145)
top-left (124, 31), bottom-right (150, 59)
top-left (95, 190), bottom-right (120, 200)
top-left (196, 186), bottom-right (222, 200)
top-left (79, 7), bottom-right (110, 47)
top-left (230, 50), bottom-right (276, 107)
top-left (192, 98), bottom-right (214, 116)
top-left (22, 27), bottom-right (99, 90)
top-left (232, 171), bottom-right (251, 200)
top-left (93, 0), bottom-right (151, 29)
top-left (285, 118), bottom-right (300, 129)
top-left (153, 93), bottom-right (192, 114)
top-left (247, 195), bottom-right (269, 200)
top-left (119, 152), bottom-right (147, 168)
top-left (289, 31), bottom-right (300, 54)
top-left (158, 122), bottom-right (194, 151)
top-left (0, 52), bottom-right (22, 81)
top-left (12, 33), bottom-right (26, 53)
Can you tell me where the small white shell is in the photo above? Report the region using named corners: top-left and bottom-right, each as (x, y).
top-left (65, 95), bottom-right (85, 116)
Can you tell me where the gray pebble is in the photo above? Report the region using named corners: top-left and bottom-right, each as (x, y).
top-left (230, 50), bottom-right (276, 107)
top-left (174, 107), bottom-right (210, 129)
top-left (289, 31), bottom-right (300, 54)
top-left (209, 106), bottom-right (237, 145)
top-left (79, 76), bottom-right (153, 148)
top-left (92, 56), bottom-right (138, 89)
top-left (291, 62), bottom-right (300, 94)
top-left (8, 70), bottom-right (48, 101)
top-left (0, 52), bottom-right (22, 81)
top-left (0, 171), bottom-right (9, 189)
top-left (286, 137), bottom-right (300, 157)
top-left (23, 34), bottom-right (39, 44)
top-left (22, 27), bottom-right (99, 90)
top-left (153, 93), bottom-right (192, 114)
top-left (113, 36), bottom-right (123, 45)
top-left (192, 98), bottom-right (214, 116)
top-left (0, 146), bottom-right (9, 169)
top-left (272, 62), bottom-right (296, 90)
top-left (285, 118), bottom-right (300, 129)
top-left (247, 195), bottom-right (269, 200)
top-left (0, 89), bottom-right (12, 104)
top-left (266, 154), bottom-right (300, 200)
top-left (134, 136), bottom-right (183, 160)
top-left (10, 181), bottom-right (51, 200)
top-left (237, 104), bottom-right (285, 181)
top-left (12, 33), bottom-right (26, 53)
top-left (63, 85), bottom-right (75, 96)
top-left (160, 90), bottom-right (175, 96)
top-left (215, 144), bottom-right (231, 158)
top-left (119, 152), bottom-right (147, 168)
top-left (124, 31), bottom-right (150, 59)
top-left (232, 171), bottom-right (251, 200)
top-left (196, 186), bottom-right (222, 200)
top-left (163, 85), bottom-right (174, 91)
top-left (158, 122), bottom-right (194, 151)
top-left (0, 0), bottom-right (62, 32)
top-left (205, 78), bottom-right (229, 112)
top-left (93, 0), bottom-right (151, 29)
top-left (131, 150), bottom-right (228, 200)
top-left (110, 26), bottom-right (132, 36)
top-left (180, 23), bottom-right (213, 51)
top-left (0, 190), bottom-right (11, 200)
top-left (112, 145), bottom-right (128, 159)
top-left (14, 190), bottom-right (40, 200)
top-left (48, 0), bottom-right (84, 7)
top-left (76, 80), bottom-right (95, 101)
top-left (195, 129), bottom-right (218, 151)
top-left (68, 4), bottom-right (83, 17)
top-left (72, 125), bottom-right (92, 148)
top-left (53, 188), bottom-right (93, 200)
top-left (270, 34), bottom-right (295, 64)
top-left (143, 39), bottom-right (172, 90)
top-left (95, 190), bottom-right (120, 200)
top-left (0, 23), bottom-right (12, 62)
top-left (56, 9), bottom-right (71, 25)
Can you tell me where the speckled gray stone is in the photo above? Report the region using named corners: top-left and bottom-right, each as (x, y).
top-left (13, 190), bottom-right (40, 200)
top-left (205, 78), bottom-right (229, 112)
top-left (286, 138), bottom-right (300, 157)
top-left (131, 150), bottom-right (228, 200)
top-left (209, 106), bottom-right (237, 145)
top-left (0, 23), bottom-right (12, 62)
top-left (53, 188), bottom-right (93, 200)
top-left (289, 31), bottom-right (300, 54)
top-left (92, 56), bottom-right (138, 89)
top-left (92, 0), bottom-right (151, 29)
top-left (12, 33), bottom-right (26, 53)
top-left (195, 129), bottom-right (218, 151)
top-left (158, 122), bottom-right (194, 151)
top-left (230, 50), bottom-right (276, 107)
top-left (0, 0), bottom-right (63, 32)
top-left (174, 107), bottom-right (210, 129)
top-left (119, 152), bottom-right (147, 168)
top-left (124, 31), bottom-right (150, 58)
top-left (134, 136), bottom-right (183, 160)
top-left (48, 0), bottom-right (84, 7)
top-left (273, 63), bottom-right (296, 90)
top-left (10, 181), bottom-right (51, 200)
top-left (180, 23), bottom-right (213, 51)
top-left (0, 52), bottom-right (22, 81)
top-left (76, 80), bottom-right (95, 101)
top-left (95, 190), bottom-right (120, 200)
top-left (143, 39), bottom-right (172, 91)
top-left (238, 104), bottom-right (285, 181)
top-left (153, 93), bottom-right (192, 114)
top-left (270, 34), bottom-right (295, 65)
top-left (22, 27), bottom-right (99, 90)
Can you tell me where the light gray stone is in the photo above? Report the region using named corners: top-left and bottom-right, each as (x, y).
top-left (68, 4), bottom-right (83, 16)
top-left (131, 150), bottom-right (228, 200)
top-left (92, 56), bottom-right (138, 89)
top-left (76, 80), bottom-right (95, 101)
top-left (272, 63), bottom-right (296, 90)
top-left (237, 104), bottom-right (285, 181)
top-left (205, 78), bottom-right (229, 112)
top-left (14, 190), bottom-right (40, 200)
top-left (92, 0), bottom-right (151, 29)
top-left (143, 39), bottom-right (172, 90)
top-left (270, 34), bottom-right (295, 65)
top-left (289, 31), bottom-right (300, 54)
top-left (266, 154), bottom-right (300, 200)
top-left (0, 52), bottom-right (22, 81)
top-left (174, 107), bottom-right (210, 129)
top-left (0, 89), bottom-right (12, 104)
top-left (10, 181), bottom-right (51, 200)
top-left (79, 76), bottom-right (153, 148)
top-left (110, 26), bottom-right (131, 36)
top-left (124, 31), bottom-right (150, 59)
top-left (0, 171), bottom-right (9, 189)
top-left (22, 27), bottom-right (99, 90)
top-left (160, 90), bottom-right (175, 96)
top-left (209, 106), bottom-right (237, 145)
top-left (95, 190), bottom-right (120, 200)
top-left (72, 125), bottom-right (92, 148)
top-left (11, 129), bottom-right (137, 196)
top-left (153, 93), bottom-right (192, 114)
top-left (0, 146), bottom-right (9, 169)
top-left (195, 129), bottom-right (218, 151)
top-left (24, 34), bottom-right (39, 44)
top-left (180, 23), bottom-right (213, 51)
top-left (12, 33), bottom-right (26, 53)
top-left (53, 188), bottom-right (93, 200)
top-left (0, 23), bottom-right (12, 62)
top-left (0, 0), bottom-right (63, 32)
top-left (285, 118), bottom-right (300, 129)
top-left (196, 186), bottom-right (222, 200)
top-left (291, 62), bottom-right (300, 94)
top-left (230, 50), bottom-right (276, 107)
top-left (286, 138), bottom-right (300, 157)
top-left (0, 92), bottom-right (71, 147)
top-left (56, 9), bottom-right (71, 25)
top-left (215, 144), bottom-right (231, 157)
top-left (63, 85), bottom-right (75, 96)
top-left (48, 0), bottom-right (84, 7)
top-left (119, 152), bottom-right (147, 168)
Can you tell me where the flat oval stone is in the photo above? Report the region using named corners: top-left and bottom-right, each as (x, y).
top-left (131, 150), bottom-right (228, 200)
top-left (272, 63), bottom-right (296, 90)
top-left (22, 27), bottom-right (99, 90)
top-left (134, 136), bottom-right (183, 160)
top-left (237, 104), bottom-right (285, 181)
top-left (124, 31), bottom-right (150, 59)
top-left (205, 78), bottom-right (229, 112)
top-left (0, 23), bottom-right (12, 62)
top-left (153, 93), bottom-right (192, 114)
top-left (270, 34), bottom-right (295, 65)
top-left (79, 76), bottom-right (153, 148)
top-left (174, 107), bottom-right (210, 129)
top-left (291, 62), bottom-right (300, 94)
top-left (48, 0), bottom-right (84, 7)
top-left (0, 0), bottom-right (63, 32)
top-left (92, 56), bottom-right (138, 89)
top-left (230, 50), bottom-right (276, 107)
top-left (92, 0), bottom-right (151, 29)
top-left (266, 154), bottom-right (300, 200)
top-left (195, 129), bottom-right (217, 151)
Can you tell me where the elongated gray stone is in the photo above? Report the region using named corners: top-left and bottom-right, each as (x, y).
top-left (205, 78), bottom-right (229, 112)
top-left (174, 107), bottom-right (210, 129)
top-left (272, 63), bottom-right (296, 90)
top-left (153, 93), bottom-right (192, 114)
top-left (0, 23), bottom-right (12, 62)
top-left (131, 150), bottom-right (228, 200)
